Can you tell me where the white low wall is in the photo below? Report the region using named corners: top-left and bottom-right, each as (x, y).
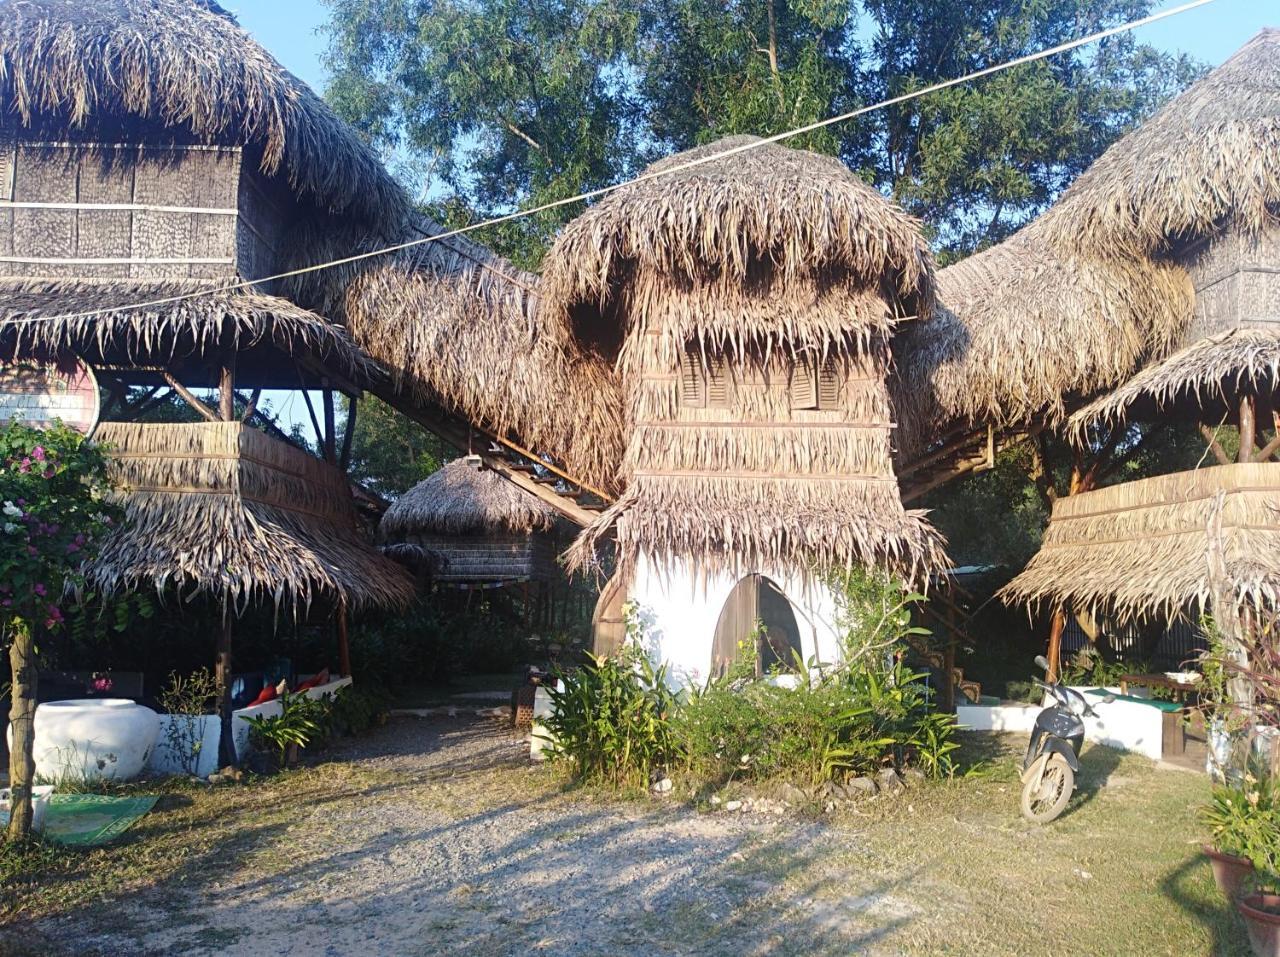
top-left (149, 677), bottom-right (353, 777)
top-left (955, 686), bottom-right (1168, 762)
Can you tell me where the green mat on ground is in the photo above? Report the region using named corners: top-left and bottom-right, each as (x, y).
top-left (43, 794), bottom-right (159, 847)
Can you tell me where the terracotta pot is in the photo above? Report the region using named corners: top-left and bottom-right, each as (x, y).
top-left (1239, 894), bottom-right (1280, 957)
top-left (1205, 845), bottom-right (1255, 901)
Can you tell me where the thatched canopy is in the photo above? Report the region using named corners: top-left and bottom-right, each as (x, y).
top-left (283, 219), bottom-right (626, 493)
top-left (1000, 464), bottom-right (1280, 622)
top-left (380, 458), bottom-right (558, 540)
top-left (0, 0), bottom-right (407, 225)
top-left (893, 29), bottom-right (1280, 456)
top-left (378, 458), bottom-right (561, 583)
top-left (543, 136), bottom-right (945, 581)
top-left (0, 279), bottom-right (376, 384)
top-left (1069, 327), bottom-right (1280, 438)
top-left (88, 421), bottom-right (415, 611)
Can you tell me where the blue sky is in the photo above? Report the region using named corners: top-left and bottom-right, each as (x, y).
top-left (231, 0), bottom-right (1275, 96)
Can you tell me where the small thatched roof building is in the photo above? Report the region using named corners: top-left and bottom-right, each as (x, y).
top-left (1000, 464), bottom-right (1280, 622)
top-left (894, 28), bottom-right (1280, 460)
top-left (543, 136), bottom-right (947, 581)
top-left (91, 421), bottom-right (414, 612)
top-left (379, 458), bottom-right (561, 584)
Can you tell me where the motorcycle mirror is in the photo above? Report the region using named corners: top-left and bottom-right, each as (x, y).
top-left (1033, 654), bottom-right (1050, 671)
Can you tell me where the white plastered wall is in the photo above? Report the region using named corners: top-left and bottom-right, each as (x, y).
top-left (627, 555), bottom-right (845, 687)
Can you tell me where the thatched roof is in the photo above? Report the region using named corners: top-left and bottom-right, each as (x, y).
top-left (1069, 327), bottom-right (1280, 438)
top-left (87, 421), bottom-right (415, 611)
top-left (1000, 464), bottom-right (1280, 622)
top-left (539, 135), bottom-right (934, 349)
top-left (379, 458), bottom-right (558, 540)
top-left (544, 136), bottom-right (945, 581)
top-left (283, 219), bottom-right (626, 493)
top-left (892, 224), bottom-right (1192, 457)
top-left (0, 0), bottom-right (407, 224)
top-left (0, 279), bottom-right (376, 380)
top-left (893, 29), bottom-right (1280, 456)
top-left (1046, 28), bottom-right (1280, 261)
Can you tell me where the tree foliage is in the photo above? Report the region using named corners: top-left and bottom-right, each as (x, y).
top-left (340, 396), bottom-right (452, 498)
top-left (323, 0), bottom-right (1203, 262)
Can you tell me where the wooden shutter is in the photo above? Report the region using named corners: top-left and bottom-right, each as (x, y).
top-left (679, 345), bottom-right (706, 407)
top-left (789, 355), bottom-right (818, 410)
top-left (706, 355), bottom-right (731, 409)
top-left (816, 356), bottom-right (843, 410)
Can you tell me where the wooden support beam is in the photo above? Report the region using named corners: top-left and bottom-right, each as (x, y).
top-left (336, 602), bottom-right (352, 679)
top-left (216, 610), bottom-right (237, 768)
top-left (240, 388), bottom-right (261, 424)
top-left (1255, 430), bottom-right (1280, 464)
top-left (162, 371), bottom-right (219, 422)
top-left (340, 396), bottom-right (358, 472)
top-left (299, 387), bottom-right (325, 453)
top-left (219, 360), bottom-right (235, 422)
top-left (1240, 395), bottom-right (1257, 463)
top-left (322, 385), bottom-right (338, 465)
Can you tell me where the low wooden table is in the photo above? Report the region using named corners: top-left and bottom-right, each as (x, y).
top-left (1119, 673), bottom-right (1201, 702)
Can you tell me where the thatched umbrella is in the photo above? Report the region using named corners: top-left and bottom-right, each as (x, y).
top-left (538, 135), bottom-right (947, 581)
top-left (894, 28), bottom-right (1280, 458)
top-left (379, 458), bottom-right (561, 583)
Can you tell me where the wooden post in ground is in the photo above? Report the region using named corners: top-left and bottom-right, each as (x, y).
top-left (6, 621), bottom-right (37, 840)
top-left (1045, 607), bottom-right (1067, 683)
top-left (216, 609), bottom-right (237, 768)
top-left (1240, 395), bottom-right (1257, 463)
top-left (336, 601), bottom-right (352, 678)
top-left (219, 360), bottom-right (235, 422)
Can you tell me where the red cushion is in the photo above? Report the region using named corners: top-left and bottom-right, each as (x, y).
top-left (249, 683), bottom-right (278, 707)
top-left (293, 668), bottom-right (329, 693)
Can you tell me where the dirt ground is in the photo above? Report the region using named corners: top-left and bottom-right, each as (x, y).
top-left (1, 715), bottom-right (1251, 956)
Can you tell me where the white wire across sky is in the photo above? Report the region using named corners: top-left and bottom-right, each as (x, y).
top-left (4, 0), bottom-right (1223, 326)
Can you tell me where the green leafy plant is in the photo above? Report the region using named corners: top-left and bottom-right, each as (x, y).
top-left (1201, 773), bottom-right (1280, 889)
top-left (1060, 646), bottom-right (1132, 688)
top-left (157, 669), bottom-right (218, 776)
top-left (243, 692), bottom-right (328, 768)
top-left (325, 684), bottom-right (391, 737)
top-left (544, 641), bottom-right (679, 789)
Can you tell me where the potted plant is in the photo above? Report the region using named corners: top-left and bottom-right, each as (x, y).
top-left (242, 691), bottom-right (326, 772)
top-left (1230, 775), bottom-right (1280, 956)
top-left (1200, 784), bottom-right (1258, 900)
top-left (1240, 883), bottom-right (1280, 957)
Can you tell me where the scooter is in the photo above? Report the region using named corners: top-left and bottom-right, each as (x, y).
top-left (1019, 654), bottom-right (1112, 823)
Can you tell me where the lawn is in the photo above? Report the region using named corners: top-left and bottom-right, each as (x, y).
top-left (0, 717), bottom-right (1249, 956)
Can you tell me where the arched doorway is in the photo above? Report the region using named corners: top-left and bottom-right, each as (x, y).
top-left (710, 575), bottom-right (804, 677)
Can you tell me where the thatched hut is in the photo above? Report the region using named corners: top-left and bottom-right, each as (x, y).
top-left (0, 0), bottom-right (417, 760)
top-left (538, 136), bottom-right (946, 677)
top-left (379, 458), bottom-right (561, 585)
top-left (893, 28), bottom-right (1280, 464)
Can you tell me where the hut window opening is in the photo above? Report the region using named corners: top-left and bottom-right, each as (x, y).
top-left (789, 354), bottom-right (844, 411)
top-left (679, 343), bottom-right (731, 410)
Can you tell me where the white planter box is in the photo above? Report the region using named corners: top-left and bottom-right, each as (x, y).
top-left (955, 701), bottom-right (1042, 733)
top-left (147, 677), bottom-right (353, 778)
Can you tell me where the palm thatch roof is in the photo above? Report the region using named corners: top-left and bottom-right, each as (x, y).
top-left (87, 420), bottom-right (416, 611)
top-left (893, 29), bottom-right (1280, 456)
top-left (379, 458), bottom-right (558, 540)
top-left (283, 219), bottom-right (626, 492)
top-left (892, 224), bottom-right (1192, 457)
top-left (1046, 28), bottom-right (1280, 261)
top-left (1001, 464), bottom-right (1280, 621)
top-left (1069, 327), bottom-right (1280, 438)
top-left (0, 279), bottom-right (376, 380)
top-left (0, 0), bottom-right (407, 225)
top-left (542, 136), bottom-right (945, 581)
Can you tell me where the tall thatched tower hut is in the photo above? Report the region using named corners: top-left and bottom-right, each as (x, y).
top-left (541, 137), bottom-right (946, 681)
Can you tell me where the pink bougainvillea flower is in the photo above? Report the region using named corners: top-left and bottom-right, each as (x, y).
top-left (42, 468), bottom-right (55, 479)
top-left (31, 446), bottom-right (45, 462)
top-left (17, 459), bottom-right (30, 473)
top-left (33, 583), bottom-right (46, 596)
top-left (46, 605), bottom-right (63, 622)
top-left (66, 542), bottom-right (79, 554)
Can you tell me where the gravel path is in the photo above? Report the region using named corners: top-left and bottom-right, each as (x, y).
top-left (37, 717), bottom-right (907, 957)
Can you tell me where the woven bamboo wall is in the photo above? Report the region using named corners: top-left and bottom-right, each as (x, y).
top-left (1184, 223), bottom-right (1280, 341)
top-left (399, 531), bottom-right (557, 582)
top-left (0, 136), bottom-right (286, 284)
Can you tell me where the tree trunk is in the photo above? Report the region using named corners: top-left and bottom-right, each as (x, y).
top-left (216, 612), bottom-right (237, 768)
top-left (7, 620), bottom-right (37, 841)
top-left (1239, 395), bottom-right (1256, 463)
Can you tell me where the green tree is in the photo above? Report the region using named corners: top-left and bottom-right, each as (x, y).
top-left (323, 0), bottom-right (1202, 261)
top-left (0, 423), bottom-right (118, 841)
top-left (340, 397), bottom-right (452, 497)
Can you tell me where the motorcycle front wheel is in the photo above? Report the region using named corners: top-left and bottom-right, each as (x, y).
top-left (1020, 753), bottom-right (1074, 823)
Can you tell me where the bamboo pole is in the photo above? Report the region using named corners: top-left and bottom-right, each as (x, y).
top-left (339, 396), bottom-right (358, 472)
top-left (322, 384), bottom-right (337, 465)
top-left (162, 372), bottom-right (219, 423)
top-left (1239, 395), bottom-right (1257, 463)
top-left (6, 621), bottom-right (36, 840)
top-left (219, 360), bottom-right (235, 422)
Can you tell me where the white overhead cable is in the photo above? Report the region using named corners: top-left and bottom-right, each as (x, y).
top-left (5, 0), bottom-right (1221, 326)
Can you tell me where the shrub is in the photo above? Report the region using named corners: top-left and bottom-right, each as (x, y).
top-left (1201, 773), bottom-right (1280, 886)
top-left (157, 669), bottom-right (218, 776)
top-left (543, 646), bottom-right (679, 788)
top-left (325, 684), bottom-right (391, 737)
top-left (243, 691), bottom-right (328, 769)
